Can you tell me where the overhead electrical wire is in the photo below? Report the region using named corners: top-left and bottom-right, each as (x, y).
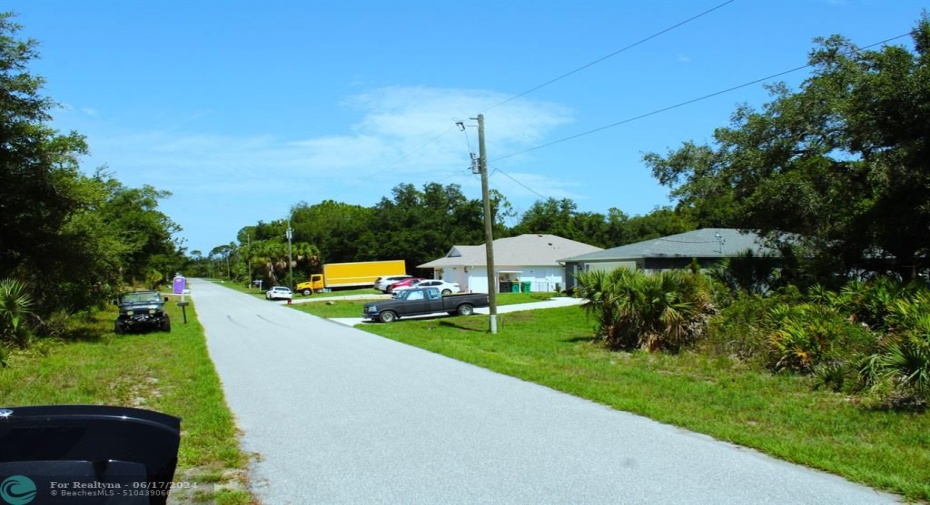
top-left (340, 0), bottom-right (739, 198)
top-left (489, 166), bottom-right (550, 200)
top-left (485, 0), bottom-right (738, 113)
top-left (491, 32), bottom-right (913, 164)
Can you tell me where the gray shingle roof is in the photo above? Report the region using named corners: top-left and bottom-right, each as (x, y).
top-left (419, 234), bottom-right (602, 269)
top-left (560, 228), bottom-right (777, 262)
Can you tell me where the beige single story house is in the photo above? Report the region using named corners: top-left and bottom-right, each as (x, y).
top-left (419, 234), bottom-right (603, 294)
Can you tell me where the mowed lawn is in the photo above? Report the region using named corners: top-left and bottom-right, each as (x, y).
top-left (295, 300), bottom-right (930, 502)
top-left (0, 298), bottom-right (255, 505)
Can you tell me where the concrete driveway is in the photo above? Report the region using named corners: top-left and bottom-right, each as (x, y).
top-left (191, 279), bottom-right (900, 504)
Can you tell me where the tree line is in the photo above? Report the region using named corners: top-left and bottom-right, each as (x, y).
top-left (191, 186), bottom-right (698, 288)
top-left (0, 13), bottom-right (184, 344)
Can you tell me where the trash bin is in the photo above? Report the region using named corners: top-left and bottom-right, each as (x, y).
top-left (511, 282), bottom-right (521, 293)
top-left (521, 281), bottom-right (532, 293)
top-left (499, 281), bottom-right (512, 293)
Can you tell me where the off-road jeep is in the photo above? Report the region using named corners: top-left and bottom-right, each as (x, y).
top-left (114, 291), bottom-right (171, 334)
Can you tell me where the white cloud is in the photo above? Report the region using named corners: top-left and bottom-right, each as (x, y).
top-left (74, 86), bottom-right (577, 251)
top-left (84, 86), bottom-right (573, 193)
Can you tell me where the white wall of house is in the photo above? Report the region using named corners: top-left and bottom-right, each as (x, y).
top-left (431, 265), bottom-right (566, 293)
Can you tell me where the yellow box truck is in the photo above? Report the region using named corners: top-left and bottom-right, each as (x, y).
top-left (295, 260), bottom-right (406, 295)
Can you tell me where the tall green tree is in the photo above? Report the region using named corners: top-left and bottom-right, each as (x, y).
top-left (96, 175), bottom-right (182, 285)
top-left (368, 183), bottom-right (489, 273)
top-left (0, 13), bottom-right (182, 315)
top-left (290, 200), bottom-right (375, 263)
top-left (513, 198), bottom-right (581, 239)
top-left (643, 15), bottom-right (930, 284)
top-left (621, 207), bottom-right (698, 244)
top-left (237, 223), bottom-right (319, 286)
top-left (0, 13), bottom-right (88, 281)
top-left (513, 198), bottom-right (696, 248)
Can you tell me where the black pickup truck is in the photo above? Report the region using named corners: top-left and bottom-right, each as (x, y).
top-left (362, 287), bottom-right (489, 323)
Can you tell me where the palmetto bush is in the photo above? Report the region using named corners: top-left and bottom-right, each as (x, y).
top-left (0, 278), bottom-right (34, 349)
top-left (862, 296), bottom-right (930, 408)
top-left (765, 302), bottom-right (874, 374)
top-left (833, 276), bottom-right (923, 332)
top-left (575, 268), bottom-right (713, 352)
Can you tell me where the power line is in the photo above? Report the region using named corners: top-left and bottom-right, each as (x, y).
top-left (328, 2), bottom-right (737, 202)
top-left (489, 166), bottom-right (550, 200)
top-left (485, 0), bottom-right (738, 112)
top-left (492, 32), bottom-right (912, 163)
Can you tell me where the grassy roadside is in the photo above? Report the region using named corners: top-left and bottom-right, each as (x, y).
top-left (351, 305), bottom-right (929, 502)
top-left (0, 297), bottom-right (255, 505)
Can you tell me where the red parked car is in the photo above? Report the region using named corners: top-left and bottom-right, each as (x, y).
top-left (386, 277), bottom-right (424, 294)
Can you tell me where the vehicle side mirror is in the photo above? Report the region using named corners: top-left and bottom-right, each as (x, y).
top-left (0, 405), bottom-right (181, 505)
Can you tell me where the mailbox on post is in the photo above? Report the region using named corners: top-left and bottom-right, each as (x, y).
top-left (172, 275), bottom-right (186, 296)
top-left (173, 275), bottom-right (189, 323)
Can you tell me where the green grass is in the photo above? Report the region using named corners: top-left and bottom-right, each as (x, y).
top-left (0, 297), bottom-right (255, 505)
top-left (357, 305), bottom-right (930, 502)
top-left (290, 299), bottom-right (370, 318)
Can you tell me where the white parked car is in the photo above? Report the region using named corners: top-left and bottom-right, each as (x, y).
top-left (265, 286), bottom-right (293, 300)
top-left (374, 275), bottom-right (413, 293)
top-left (392, 279), bottom-right (460, 296)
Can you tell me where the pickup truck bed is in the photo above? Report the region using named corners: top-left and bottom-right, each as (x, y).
top-left (362, 287), bottom-right (489, 323)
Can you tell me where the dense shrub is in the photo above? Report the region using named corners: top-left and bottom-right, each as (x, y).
top-left (704, 291), bottom-right (877, 377)
top-left (832, 276), bottom-right (923, 333)
top-left (861, 295), bottom-right (930, 408)
top-left (765, 302), bottom-right (876, 374)
top-left (576, 268), bottom-right (713, 352)
top-left (706, 250), bottom-right (783, 296)
top-left (576, 266), bottom-right (930, 410)
top-left (702, 293), bottom-right (776, 365)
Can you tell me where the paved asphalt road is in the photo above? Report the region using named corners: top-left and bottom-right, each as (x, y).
top-left (191, 279), bottom-right (900, 505)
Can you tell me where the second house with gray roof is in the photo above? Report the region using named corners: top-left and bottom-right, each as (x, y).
top-left (559, 228), bottom-right (780, 291)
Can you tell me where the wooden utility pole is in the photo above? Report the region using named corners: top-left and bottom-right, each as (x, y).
top-left (286, 216), bottom-right (294, 289)
top-left (246, 233), bottom-right (252, 288)
top-left (477, 114), bottom-right (498, 333)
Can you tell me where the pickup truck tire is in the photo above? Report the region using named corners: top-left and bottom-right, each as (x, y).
top-left (457, 304), bottom-right (474, 316)
top-left (379, 311), bottom-right (398, 323)
top-left (301, 288), bottom-right (312, 296)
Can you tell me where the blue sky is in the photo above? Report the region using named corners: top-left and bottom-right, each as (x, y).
top-left (7, 0), bottom-right (925, 254)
